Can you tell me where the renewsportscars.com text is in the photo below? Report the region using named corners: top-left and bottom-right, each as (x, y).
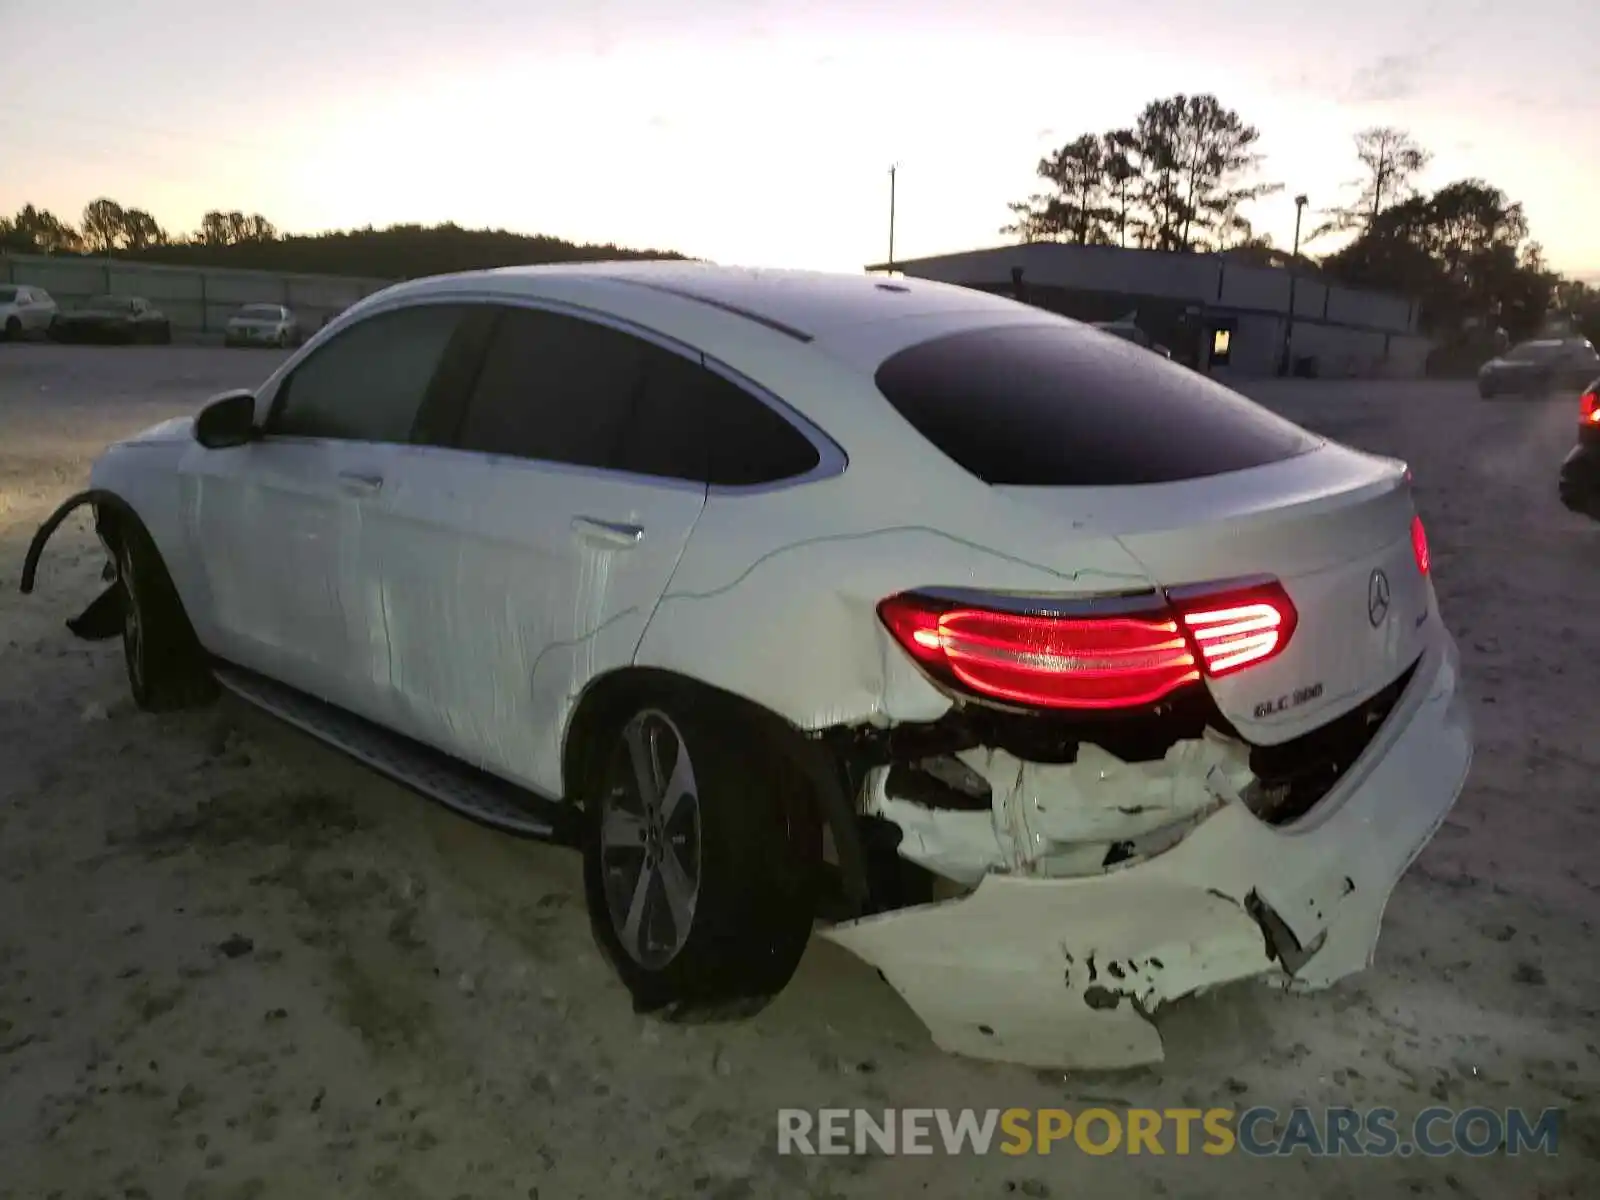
top-left (776, 1106), bottom-right (1562, 1158)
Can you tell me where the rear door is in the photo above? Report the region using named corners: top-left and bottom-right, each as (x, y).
top-left (366, 303), bottom-right (719, 797)
top-left (181, 302), bottom-right (473, 716)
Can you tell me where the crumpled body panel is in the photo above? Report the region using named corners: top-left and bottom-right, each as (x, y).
top-left (863, 734), bottom-right (1254, 885)
top-left (825, 633), bottom-right (1472, 1069)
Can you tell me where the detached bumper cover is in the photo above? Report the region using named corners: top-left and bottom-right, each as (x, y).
top-left (823, 632), bottom-right (1472, 1069)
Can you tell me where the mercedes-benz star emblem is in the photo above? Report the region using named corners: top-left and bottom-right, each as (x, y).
top-left (1367, 568), bottom-right (1391, 628)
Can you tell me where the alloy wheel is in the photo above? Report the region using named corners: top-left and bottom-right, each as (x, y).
top-left (598, 709), bottom-right (703, 969)
top-left (120, 551), bottom-right (144, 691)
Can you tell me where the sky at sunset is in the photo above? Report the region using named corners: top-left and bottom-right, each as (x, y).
top-left (2, 1), bottom-right (1596, 280)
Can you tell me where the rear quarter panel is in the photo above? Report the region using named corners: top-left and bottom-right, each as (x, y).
top-left (632, 464), bottom-right (1165, 732)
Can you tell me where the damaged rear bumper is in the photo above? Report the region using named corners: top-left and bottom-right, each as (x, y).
top-left (822, 632), bottom-right (1473, 1069)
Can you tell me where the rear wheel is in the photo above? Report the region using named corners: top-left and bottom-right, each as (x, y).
top-left (112, 522), bottom-right (217, 711)
top-left (582, 692), bottom-right (819, 1020)
top-left (3, 316), bottom-right (19, 342)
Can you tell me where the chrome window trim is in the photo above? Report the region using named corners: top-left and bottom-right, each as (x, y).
top-left (254, 289), bottom-right (849, 494)
top-left (424, 289), bottom-right (847, 494)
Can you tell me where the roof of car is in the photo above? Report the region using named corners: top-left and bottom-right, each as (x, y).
top-left (388, 261), bottom-right (1030, 344)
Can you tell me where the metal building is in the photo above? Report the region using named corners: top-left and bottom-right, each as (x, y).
top-left (865, 243), bottom-right (1431, 379)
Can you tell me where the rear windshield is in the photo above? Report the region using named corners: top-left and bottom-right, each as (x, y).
top-left (1504, 341), bottom-right (1563, 362)
top-left (873, 322), bottom-right (1320, 487)
top-left (0, 287), bottom-right (16, 303)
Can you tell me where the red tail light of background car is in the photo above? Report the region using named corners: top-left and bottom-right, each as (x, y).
top-left (878, 581), bottom-right (1298, 712)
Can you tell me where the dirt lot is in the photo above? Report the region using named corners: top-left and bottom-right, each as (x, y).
top-left (2, 344), bottom-right (1597, 1198)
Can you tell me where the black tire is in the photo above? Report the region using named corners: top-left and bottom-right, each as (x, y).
top-left (112, 520), bottom-right (217, 712)
top-left (3, 316), bottom-right (19, 342)
top-left (581, 690), bottom-right (820, 1020)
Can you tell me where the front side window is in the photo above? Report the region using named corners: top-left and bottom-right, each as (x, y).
top-left (268, 303), bottom-right (467, 442)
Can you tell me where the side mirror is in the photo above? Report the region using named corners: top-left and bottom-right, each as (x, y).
top-left (194, 390), bottom-right (259, 450)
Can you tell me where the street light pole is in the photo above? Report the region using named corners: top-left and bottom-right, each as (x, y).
top-left (888, 164), bottom-right (898, 273)
top-left (1280, 193), bottom-right (1308, 376)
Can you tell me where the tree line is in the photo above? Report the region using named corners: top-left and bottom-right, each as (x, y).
top-left (1006, 96), bottom-right (1599, 345)
top-left (0, 198), bottom-right (683, 279)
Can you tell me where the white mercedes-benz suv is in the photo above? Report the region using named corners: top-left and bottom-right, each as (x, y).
top-left (23, 263), bottom-right (1472, 1068)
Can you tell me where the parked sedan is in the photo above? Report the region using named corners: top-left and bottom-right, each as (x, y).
top-left (0, 285), bottom-right (59, 340)
top-left (225, 303), bottom-right (300, 348)
top-left (1557, 378), bottom-right (1600, 520)
top-left (20, 264), bottom-right (1472, 1070)
top-left (1477, 337), bottom-right (1600, 397)
top-left (49, 295), bottom-right (172, 344)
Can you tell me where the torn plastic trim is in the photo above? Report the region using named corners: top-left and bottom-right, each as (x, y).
top-left (21, 489), bottom-right (142, 643)
top-left (64, 583), bottom-right (125, 641)
top-left (19, 488), bottom-right (131, 595)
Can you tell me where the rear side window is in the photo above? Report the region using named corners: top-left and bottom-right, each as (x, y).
top-left (874, 323), bottom-right (1319, 486)
top-left (619, 350), bottom-right (821, 486)
top-left (269, 304), bottom-right (467, 442)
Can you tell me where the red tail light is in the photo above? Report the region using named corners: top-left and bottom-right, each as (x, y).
top-left (1582, 390), bottom-right (1599, 424)
top-left (1410, 514), bottom-right (1430, 575)
top-left (878, 581), bottom-right (1297, 712)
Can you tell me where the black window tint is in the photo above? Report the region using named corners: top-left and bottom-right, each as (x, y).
top-left (456, 308), bottom-right (646, 468)
top-left (873, 323), bottom-right (1319, 487)
top-left (270, 304), bottom-right (466, 442)
top-left (616, 348), bottom-right (821, 486)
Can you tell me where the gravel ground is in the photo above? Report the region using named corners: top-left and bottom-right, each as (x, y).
top-left (2, 344), bottom-right (1598, 1198)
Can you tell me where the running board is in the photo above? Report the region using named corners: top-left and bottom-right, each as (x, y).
top-left (212, 664), bottom-right (577, 843)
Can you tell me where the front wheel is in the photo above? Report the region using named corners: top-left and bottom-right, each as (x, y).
top-left (582, 695), bottom-right (819, 1020)
top-left (113, 522), bottom-right (216, 711)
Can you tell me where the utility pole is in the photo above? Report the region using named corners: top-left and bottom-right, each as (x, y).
top-left (887, 164), bottom-right (898, 273)
top-left (1279, 193), bottom-right (1308, 376)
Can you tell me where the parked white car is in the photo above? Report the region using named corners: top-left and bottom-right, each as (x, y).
top-left (21, 264), bottom-right (1473, 1068)
top-left (224, 303), bottom-right (300, 348)
top-left (0, 284), bottom-right (59, 340)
